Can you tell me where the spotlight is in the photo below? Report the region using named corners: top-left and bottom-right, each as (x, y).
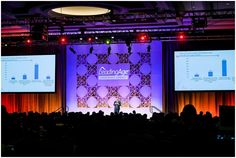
top-left (90, 46), bottom-right (94, 54)
top-left (26, 38), bottom-right (32, 45)
top-left (178, 32), bottom-right (185, 40)
top-left (59, 36), bottom-right (68, 45)
top-left (137, 33), bottom-right (150, 43)
top-left (95, 36), bottom-right (98, 40)
top-left (87, 37), bottom-right (93, 43)
top-left (141, 36), bottom-right (146, 40)
top-left (80, 37), bottom-right (83, 41)
top-left (105, 38), bottom-right (111, 45)
top-left (42, 34), bottom-right (47, 41)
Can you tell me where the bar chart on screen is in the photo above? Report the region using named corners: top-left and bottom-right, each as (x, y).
top-left (175, 50), bottom-right (235, 91)
top-left (1, 55), bottom-right (56, 92)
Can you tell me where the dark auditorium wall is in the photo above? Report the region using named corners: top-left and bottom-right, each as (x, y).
top-left (163, 40), bottom-right (235, 116)
top-left (1, 45), bottom-right (66, 113)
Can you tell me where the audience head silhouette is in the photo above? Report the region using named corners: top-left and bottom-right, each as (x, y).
top-left (181, 104), bottom-right (197, 121)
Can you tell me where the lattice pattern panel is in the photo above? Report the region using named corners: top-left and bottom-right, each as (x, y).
top-left (76, 51), bottom-right (151, 108)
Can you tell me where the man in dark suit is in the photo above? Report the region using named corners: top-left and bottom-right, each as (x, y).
top-left (114, 100), bottom-right (121, 114)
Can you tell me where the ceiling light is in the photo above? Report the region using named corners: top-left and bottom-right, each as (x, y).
top-left (51, 6), bottom-right (111, 16)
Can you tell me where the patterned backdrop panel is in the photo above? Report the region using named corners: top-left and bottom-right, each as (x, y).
top-left (76, 44), bottom-right (151, 109)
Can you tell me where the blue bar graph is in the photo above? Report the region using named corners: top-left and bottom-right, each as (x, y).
top-left (23, 74), bottom-right (27, 80)
top-left (11, 77), bottom-right (15, 80)
top-left (46, 76), bottom-right (50, 80)
top-left (222, 60), bottom-right (227, 76)
top-left (208, 71), bottom-right (213, 77)
top-left (34, 64), bottom-right (39, 79)
top-left (194, 74), bottom-right (199, 77)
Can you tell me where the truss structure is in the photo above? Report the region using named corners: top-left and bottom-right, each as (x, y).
top-left (1, 9), bottom-right (235, 44)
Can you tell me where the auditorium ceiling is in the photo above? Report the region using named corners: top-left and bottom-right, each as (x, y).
top-left (1, 1), bottom-right (235, 42)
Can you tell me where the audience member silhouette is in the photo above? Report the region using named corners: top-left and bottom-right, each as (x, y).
top-left (180, 103), bottom-right (197, 123)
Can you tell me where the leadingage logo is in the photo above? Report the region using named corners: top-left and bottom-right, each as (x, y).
top-left (98, 66), bottom-right (129, 80)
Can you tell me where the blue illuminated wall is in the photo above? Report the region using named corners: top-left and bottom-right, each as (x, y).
top-left (66, 40), bottom-right (162, 117)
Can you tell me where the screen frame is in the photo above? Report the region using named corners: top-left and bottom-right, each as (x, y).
top-left (1, 53), bottom-right (57, 93)
top-left (174, 49), bottom-right (235, 92)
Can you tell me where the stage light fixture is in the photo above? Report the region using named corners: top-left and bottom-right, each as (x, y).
top-left (137, 33), bottom-right (150, 42)
top-left (105, 38), bottom-right (111, 45)
top-left (87, 37), bottom-right (93, 43)
top-left (128, 46), bottom-right (131, 53)
top-left (178, 32), bottom-right (185, 40)
top-left (108, 46), bottom-right (111, 54)
top-left (147, 45), bottom-right (151, 52)
top-left (90, 46), bottom-right (94, 54)
top-left (125, 39), bottom-right (131, 47)
top-left (69, 47), bottom-right (76, 54)
top-left (125, 39), bottom-right (132, 53)
top-left (59, 36), bottom-right (68, 45)
top-left (26, 38), bottom-right (32, 45)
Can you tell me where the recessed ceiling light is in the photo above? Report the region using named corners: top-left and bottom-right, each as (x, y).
top-left (51, 6), bottom-right (111, 16)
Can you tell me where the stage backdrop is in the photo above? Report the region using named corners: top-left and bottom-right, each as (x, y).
top-left (66, 41), bottom-right (162, 117)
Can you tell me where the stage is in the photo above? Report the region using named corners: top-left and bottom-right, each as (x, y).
top-left (66, 41), bottom-right (163, 117)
